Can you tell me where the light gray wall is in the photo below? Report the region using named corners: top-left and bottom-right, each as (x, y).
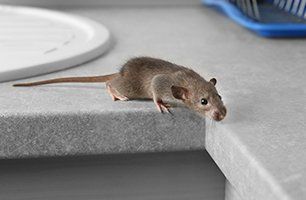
top-left (0, 0), bottom-right (201, 7)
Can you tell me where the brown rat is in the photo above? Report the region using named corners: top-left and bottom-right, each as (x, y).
top-left (13, 57), bottom-right (227, 121)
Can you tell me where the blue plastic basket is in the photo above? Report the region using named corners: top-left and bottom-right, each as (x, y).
top-left (202, 0), bottom-right (306, 37)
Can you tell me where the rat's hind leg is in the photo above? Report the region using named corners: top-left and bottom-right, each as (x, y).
top-left (151, 75), bottom-right (173, 113)
top-left (106, 82), bottom-right (129, 101)
top-left (106, 83), bottom-right (118, 101)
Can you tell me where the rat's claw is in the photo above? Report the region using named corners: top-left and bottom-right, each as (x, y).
top-left (154, 99), bottom-right (171, 113)
top-left (107, 85), bottom-right (118, 101)
top-left (117, 96), bottom-right (129, 101)
top-left (156, 104), bottom-right (163, 113)
top-left (160, 104), bottom-right (170, 113)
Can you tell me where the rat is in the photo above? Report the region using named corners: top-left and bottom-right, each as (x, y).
top-left (13, 57), bottom-right (227, 121)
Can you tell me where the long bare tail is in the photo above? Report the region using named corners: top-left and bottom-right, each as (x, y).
top-left (13, 73), bottom-right (118, 87)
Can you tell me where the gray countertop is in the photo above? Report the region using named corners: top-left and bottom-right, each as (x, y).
top-left (1, 5), bottom-right (306, 200)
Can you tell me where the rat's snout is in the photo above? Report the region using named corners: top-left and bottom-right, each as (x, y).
top-left (212, 107), bottom-right (227, 121)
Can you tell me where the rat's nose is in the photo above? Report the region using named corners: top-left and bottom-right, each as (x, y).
top-left (213, 112), bottom-right (224, 121)
top-left (212, 107), bottom-right (226, 121)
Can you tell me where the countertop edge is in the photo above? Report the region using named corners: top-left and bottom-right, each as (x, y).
top-left (0, 108), bottom-right (206, 159)
top-left (205, 124), bottom-right (292, 200)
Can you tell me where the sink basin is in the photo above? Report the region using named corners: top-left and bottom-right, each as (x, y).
top-left (0, 5), bottom-right (111, 82)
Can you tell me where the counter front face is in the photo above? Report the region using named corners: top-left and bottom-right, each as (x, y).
top-left (0, 151), bottom-right (225, 200)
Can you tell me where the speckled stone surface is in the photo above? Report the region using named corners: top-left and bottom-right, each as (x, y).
top-left (0, 109), bottom-right (205, 159)
top-left (1, 5), bottom-right (306, 200)
top-left (225, 180), bottom-right (242, 200)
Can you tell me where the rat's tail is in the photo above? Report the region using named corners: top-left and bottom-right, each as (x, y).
top-left (13, 73), bottom-right (118, 87)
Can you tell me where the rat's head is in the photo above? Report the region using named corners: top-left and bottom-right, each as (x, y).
top-left (171, 78), bottom-right (227, 121)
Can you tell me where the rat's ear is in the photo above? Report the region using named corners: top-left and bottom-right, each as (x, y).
top-left (209, 78), bottom-right (217, 86)
top-left (171, 85), bottom-right (189, 100)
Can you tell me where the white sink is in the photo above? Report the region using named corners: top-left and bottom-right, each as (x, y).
top-left (0, 5), bottom-right (111, 82)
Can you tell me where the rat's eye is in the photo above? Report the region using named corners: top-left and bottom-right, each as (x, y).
top-left (201, 98), bottom-right (208, 105)
top-left (218, 95), bottom-right (222, 100)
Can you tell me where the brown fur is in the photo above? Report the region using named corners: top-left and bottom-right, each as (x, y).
top-left (13, 57), bottom-right (226, 121)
